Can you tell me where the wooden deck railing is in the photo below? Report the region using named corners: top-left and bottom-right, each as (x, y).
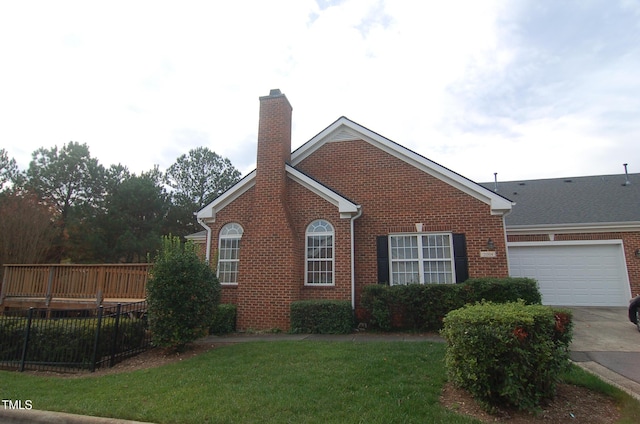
top-left (1, 264), bottom-right (151, 308)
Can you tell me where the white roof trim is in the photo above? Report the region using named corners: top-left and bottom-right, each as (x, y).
top-left (286, 165), bottom-right (359, 217)
top-left (195, 166), bottom-right (360, 220)
top-left (292, 117), bottom-right (513, 216)
top-left (507, 221), bottom-right (640, 234)
top-left (196, 170), bottom-right (256, 220)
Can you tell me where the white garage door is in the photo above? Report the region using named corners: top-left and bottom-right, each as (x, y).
top-left (508, 241), bottom-right (630, 306)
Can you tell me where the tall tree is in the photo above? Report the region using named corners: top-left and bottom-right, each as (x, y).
top-left (0, 148), bottom-right (18, 192)
top-left (0, 191), bottom-right (58, 268)
top-left (25, 142), bottom-right (105, 260)
top-left (90, 169), bottom-right (170, 263)
top-left (165, 147), bottom-right (241, 235)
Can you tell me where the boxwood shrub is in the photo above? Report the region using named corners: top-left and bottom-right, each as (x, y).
top-left (360, 277), bottom-right (540, 331)
top-left (441, 301), bottom-right (573, 412)
top-left (290, 300), bottom-right (354, 334)
top-left (210, 304), bottom-right (237, 335)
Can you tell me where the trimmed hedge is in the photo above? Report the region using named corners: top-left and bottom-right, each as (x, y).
top-left (0, 317), bottom-right (146, 365)
top-left (360, 277), bottom-right (540, 331)
top-left (210, 304), bottom-right (237, 335)
top-left (290, 300), bottom-right (354, 334)
top-left (441, 301), bottom-right (573, 412)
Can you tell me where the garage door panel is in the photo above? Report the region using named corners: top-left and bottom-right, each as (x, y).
top-left (508, 243), bottom-right (630, 307)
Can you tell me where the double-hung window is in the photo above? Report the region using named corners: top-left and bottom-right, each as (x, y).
top-left (389, 233), bottom-right (455, 284)
top-left (217, 223), bottom-right (243, 284)
top-left (305, 219), bottom-right (334, 285)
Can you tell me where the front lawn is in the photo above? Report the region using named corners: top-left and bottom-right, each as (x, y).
top-left (1, 341), bottom-right (638, 423)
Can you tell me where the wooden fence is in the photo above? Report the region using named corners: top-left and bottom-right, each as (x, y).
top-left (0, 264), bottom-right (151, 311)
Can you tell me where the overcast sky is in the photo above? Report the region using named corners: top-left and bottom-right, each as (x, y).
top-left (1, 0), bottom-right (639, 183)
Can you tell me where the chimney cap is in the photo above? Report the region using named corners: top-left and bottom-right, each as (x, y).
top-left (269, 88), bottom-right (282, 96)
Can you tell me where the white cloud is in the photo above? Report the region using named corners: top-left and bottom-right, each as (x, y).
top-left (0, 0), bottom-right (639, 183)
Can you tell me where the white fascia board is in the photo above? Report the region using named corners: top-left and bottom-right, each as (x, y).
top-left (195, 170), bottom-right (256, 220)
top-left (285, 164), bottom-right (359, 217)
top-left (291, 117), bottom-right (513, 216)
top-left (507, 239), bottom-right (625, 247)
top-left (507, 221), bottom-right (640, 234)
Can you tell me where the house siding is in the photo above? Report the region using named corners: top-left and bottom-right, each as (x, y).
top-left (508, 232), bottom-right (640, 299)
top-left (206, 180), bottom-right (353, 331)
top-left (296, 139), bottom-right (510, 307)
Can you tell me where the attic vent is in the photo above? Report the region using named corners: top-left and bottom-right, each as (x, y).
top-left (564, 179), bottom-right (573, 183)
top-left (329, 128), bottom-right (359, 142)
top-left (518, 182), bottom-right (526, 186)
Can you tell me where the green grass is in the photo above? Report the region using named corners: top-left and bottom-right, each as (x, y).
top-left (1, 341), bottom-right (638, 423)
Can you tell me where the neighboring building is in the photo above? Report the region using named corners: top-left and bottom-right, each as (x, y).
top-left (483, 174), bottom-right (640, 307)
top-left (195, 89), bottom-right (512, 331)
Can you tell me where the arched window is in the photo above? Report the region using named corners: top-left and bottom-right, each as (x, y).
top-left (217, 223), bottom-right (243, 284)
top-left (305, 219), bottom-right (334, 285)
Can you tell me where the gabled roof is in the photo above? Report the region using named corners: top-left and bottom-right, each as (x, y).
top-left (480, 173), bottom-right (640, 231)
top-left (195, 165), bottom-right (359, 221)
top-left (291, 116), bottom-right (513, 216)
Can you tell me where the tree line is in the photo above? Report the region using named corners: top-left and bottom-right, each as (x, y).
top-left (0, 143), bottom-right (241, 267)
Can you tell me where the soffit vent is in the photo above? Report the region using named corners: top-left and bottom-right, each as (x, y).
top-left (329, 128), bottom-right (360, 142)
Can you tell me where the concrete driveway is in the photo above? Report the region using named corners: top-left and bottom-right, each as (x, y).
top-left (569, 306), bottom-right (640, 400)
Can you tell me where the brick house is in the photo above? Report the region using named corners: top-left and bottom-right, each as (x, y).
top-left (194, 89), bottom-right (513, 331)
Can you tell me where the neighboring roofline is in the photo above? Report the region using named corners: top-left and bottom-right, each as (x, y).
top-left (291, 116), bottom-right (513, 216)
top-left (506, 221), bottom-right (640, 234)
top-left (184, 230), bottom-right (207, 241)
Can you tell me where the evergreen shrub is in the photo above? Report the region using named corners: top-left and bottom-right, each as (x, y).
top-left (360, 277), bottom-right (540, 331)
top-left (147, 236), bottom-right (220, 350)
top-left (290, 300), bottom-right (354, 334)
top-left (210, 304), bottom-right (237, 335)
top-left (441, 301), bottom-right (573, 412)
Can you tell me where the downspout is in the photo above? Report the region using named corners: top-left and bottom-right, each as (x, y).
top-left (502, 205), bottom-right (515, 276)
top-left (197, 217), bottom-right (213, 264)
top-left (350, 206), bottom-right (363, 310)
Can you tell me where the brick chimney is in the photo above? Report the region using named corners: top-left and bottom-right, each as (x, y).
top-left (237, 89), bottom-right (299, 331)
top-left (255, 89), bottom-right (292, 202)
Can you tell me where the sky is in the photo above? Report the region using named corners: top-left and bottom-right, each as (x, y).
top-left (1, 0), bottom-right (639, 183)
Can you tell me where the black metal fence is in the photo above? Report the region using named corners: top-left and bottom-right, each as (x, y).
top-left (0, 301), bottom-right (151, 373)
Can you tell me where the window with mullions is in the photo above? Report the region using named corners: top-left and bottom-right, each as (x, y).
top-left (217, 223), bottom-right (243, 284)
top-left (389, 233), bottom-right (454, 284)
top-left (306, 219), bottom-right (334, 285)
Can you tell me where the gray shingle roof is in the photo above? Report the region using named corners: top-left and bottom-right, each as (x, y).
top-left (480, 173), bottom-right (640, 227)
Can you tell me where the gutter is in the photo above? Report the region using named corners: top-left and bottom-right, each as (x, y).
top-left (350, 206), bottom-right (363, 310)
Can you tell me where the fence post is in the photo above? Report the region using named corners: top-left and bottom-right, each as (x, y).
top-left (19, 308), bottom-right (34, 372)
top-left (109, 303), bottom-right (122, 367)
top-left (90, 306), bottom-right (104, 372)
top-left (45, 266), bottom-right (55, 307)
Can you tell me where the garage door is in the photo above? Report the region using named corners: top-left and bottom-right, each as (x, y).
top-left (508, 242), bottom-right (630, 306)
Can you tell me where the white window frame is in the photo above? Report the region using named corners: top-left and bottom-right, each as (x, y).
top-left (389, 232), bottom-right (456, 285)
top-left (217, 223), bottom-right (243, 285)
top-left (305, 219), bottom-right (335, 286)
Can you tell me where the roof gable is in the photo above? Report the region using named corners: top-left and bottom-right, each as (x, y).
top-left (196, 166), bottom-right (359, 221)
top-left (292, 117), bottom-right (513, 216)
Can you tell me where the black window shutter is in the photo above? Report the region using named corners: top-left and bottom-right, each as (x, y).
top-left (376, 235), bottom-right (390, 285)
top-left (452, 233), bottom-right (469, 283)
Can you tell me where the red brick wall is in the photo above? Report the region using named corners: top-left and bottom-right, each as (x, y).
top-left (206, 181), bottom-right (352, 331)
top-left (508, 232), bottom-right (640, 298)
top-left (296, 139), bottom-right (509, 306)
top-left (205, 129), bottom-right (509, 331)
